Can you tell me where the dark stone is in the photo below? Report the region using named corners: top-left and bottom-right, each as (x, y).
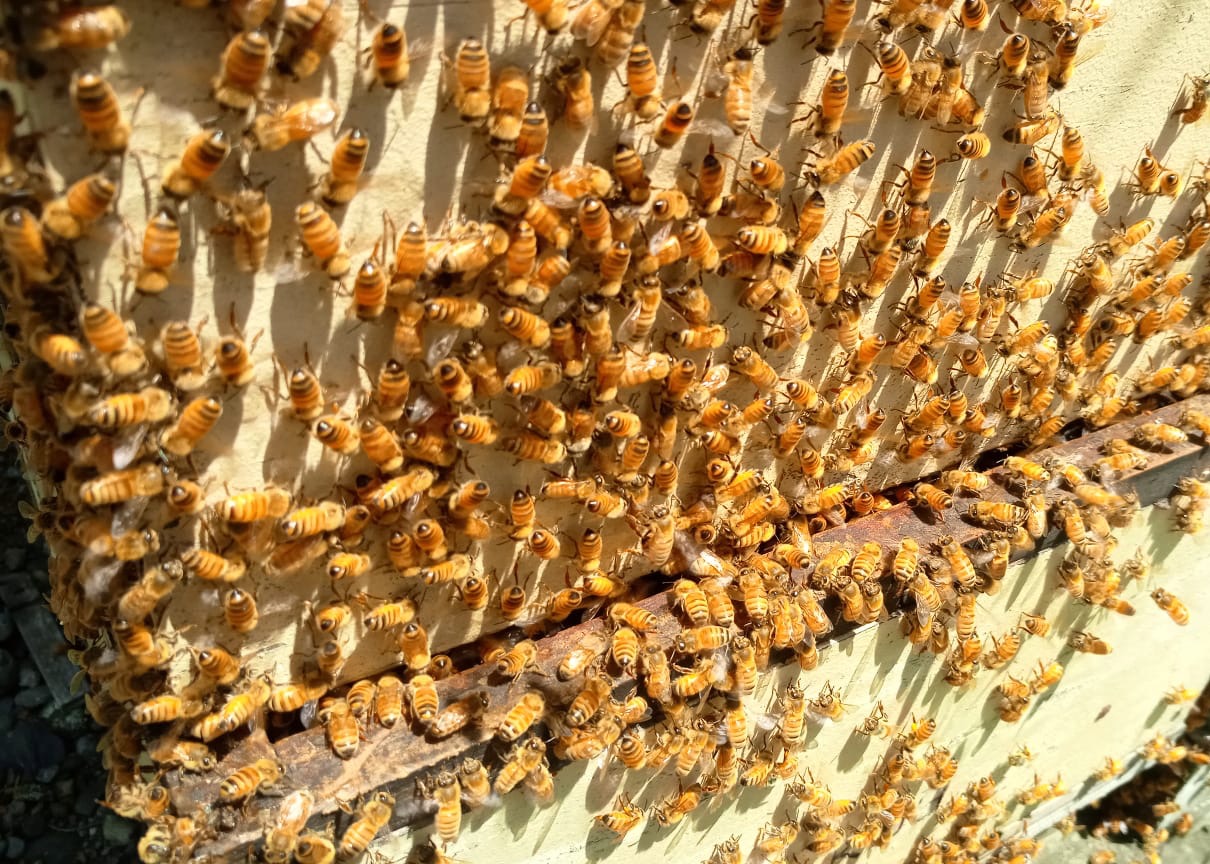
top-left (101, 814), bottom-right (135, 846)
top-left (17, 664), bottom-right (40, 690)
top-left (0, 607), bottom-right (12, 642)
top-left (4, 837), bottom-right (25, 860)
top-left (14, 685), bottom-right (50, 709)
top-left (45, 699), bottom-right (90, 735)
top-left (0, 650), bottom-right (16, 695)
top-left (74, 786), bottom-right (98, 816)
top-left (24, 833), bottom-right (78, 864)
top-left (0, 721), bottom-right (66, 777)
top-left (20, 809), bottom-right (48, 840)
top-left (3, 548), bottom-right (26, 571)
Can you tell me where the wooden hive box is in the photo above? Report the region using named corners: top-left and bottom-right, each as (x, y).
top-left (1, 0), bottom-right (1209, 861)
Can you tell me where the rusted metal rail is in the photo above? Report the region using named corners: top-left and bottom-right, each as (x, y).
top-left (170, 393), bottom-right (1210, 860)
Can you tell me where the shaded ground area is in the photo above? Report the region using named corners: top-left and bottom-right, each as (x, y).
top-left (0, 454), bottom-right (139, 863)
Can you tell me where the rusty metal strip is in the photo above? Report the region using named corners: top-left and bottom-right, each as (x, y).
top-left (171, 393), bottom-right (1210, 859)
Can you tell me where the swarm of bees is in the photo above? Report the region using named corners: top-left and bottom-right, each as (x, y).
top-left (1, 0), bottom-right (1209, 862)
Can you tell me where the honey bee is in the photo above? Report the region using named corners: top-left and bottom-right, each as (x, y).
top-left (651, 100), bottom-right (694, 149)
top-left (316, 127), bottom-right (369, 207)
top-left (280, 0), bottom-right (344, 80)
top-left (293, 834), bottom-right (336, 864)
top-left (593, 0), bottom-right (643, 65)
top-left (130, 694), bottom-right (203, 726)
top-left (219, 757), bottom-right (284, 803)
top-left (35, 5), bottom-right (130, 50)
top-left (1175, 74), bottom-right (1209, 124)
top-left (653, 783), bottom-right (704, 826)
top-left (494, 689), bottom-right (545, 744)
top-left (1069, 631), bottom-right (1112, 654)
top-left (810, 139), bottom-right (876, 186)
top-left (495, 737), bottom-right (547, 796)
top-left (113, 618), bottom-right (172, 671)
top-left (42, 168), bottom-right (119, 240)
top-left (1152, 588), bottom-right (1190, 625)
top-left (80, 463), bottom-right (165, 508)
top-left (1003, 107), bottom-right (1061, 147)
top-left (1, 205), bottom-right (57, 284)
top-left (813, 0), bottom-right (856, 54)
top-left (117, 562), bottom-right (183, 622)
top-left (213, 30), bottom-right (270, 109)
top-left (911, 482), bottom-right (953, 514)
top-left (212, 188), bottom-right (271, 274)
top-left (296, 202), bottom-right (350, 278)
top-left (222, 586), bottom-right (259, 633)
top-left (368, 21), bottom-right (410, 89)
top-left (807, 681), bottom-right (847, 722)
top-left (1134, 421), bottom-right (1188, 449)
top-left (596, 795), bottom-right (643, 836)
top-left (146, 735), bottom-right (215, 773)
top-left (161, 396), bottom-right (223, 456)
top-left (263, 790), bottom-right (314, 864)
top-left (251, 98), bottom-right (338, 151)
top-left (339, 792), bottom-right (394, 860)
top-left (716, 48), bottom-right (755, 135)
top-left (551, 57), bottom-right (594, 130)
top-left (71, 72), bottom-right (129, 152)
top-left (429, 691), bottom-right (489, 739)
top-left (494, 638), bottom-right (539, 680)
top-left (420, 771), bottom-right (462, 844)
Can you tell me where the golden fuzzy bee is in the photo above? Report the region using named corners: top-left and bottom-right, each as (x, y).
top-left (339, 792), bottom-right (394, 859)
top-left (219, 757), bottom-right (284, 803)
top-left (44, 170), bottom-right (119, 240)
top-left (596, 795), bottom-right (643, 836)
top-left (252, 98), bottom-right (338, 151)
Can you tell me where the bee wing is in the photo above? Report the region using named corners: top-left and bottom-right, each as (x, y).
top-left (111, 498), bottom-right (151, 535)
top-left (402, 492), bottom-right (426, 519)
top-left (405, 391), bottom-right (438, 425)
top-left (405, 37), bottom-right (432, 60)
top-left (700, 362), bottom-right (731, 395)
top-left (571, 2), bottom-right (613, 46)
top-left (692, 117), bottom-right (736, 138)
top-left (752, 709), bottom-right (779, 732)
top-left (702, 69), bottom-right (729, 99)
top-left (944, 331), bottom-right (980, 348)
top-left (611, 203), bottom-right (645, 224)
top-left (81, 558), bottom-right (122, 602)
top-left (425, 330), bottom-right (460, 367)
top-left (688, 547), bottom-right (737, 581)
top-left (542, 180), bottom-right (578, 205)
top-left (299, 698), bottom-right (321, 729)
top-left (616, 297), bottom-right (646, 343)
top-left (756, 81), bottom-right (788, 116)
top-left (708, 649), bottom-right (730, 685)
top-left (273, 257), bottom-right (310, 284)
top-left (112, 426), bottom-right (148, 470)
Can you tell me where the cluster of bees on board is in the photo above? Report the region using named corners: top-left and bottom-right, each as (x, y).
top-left (1, 0), bottom-right (1210, 861)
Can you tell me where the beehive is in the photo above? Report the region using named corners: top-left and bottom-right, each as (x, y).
top-left (1, 0), bottom-right (1209, 861)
